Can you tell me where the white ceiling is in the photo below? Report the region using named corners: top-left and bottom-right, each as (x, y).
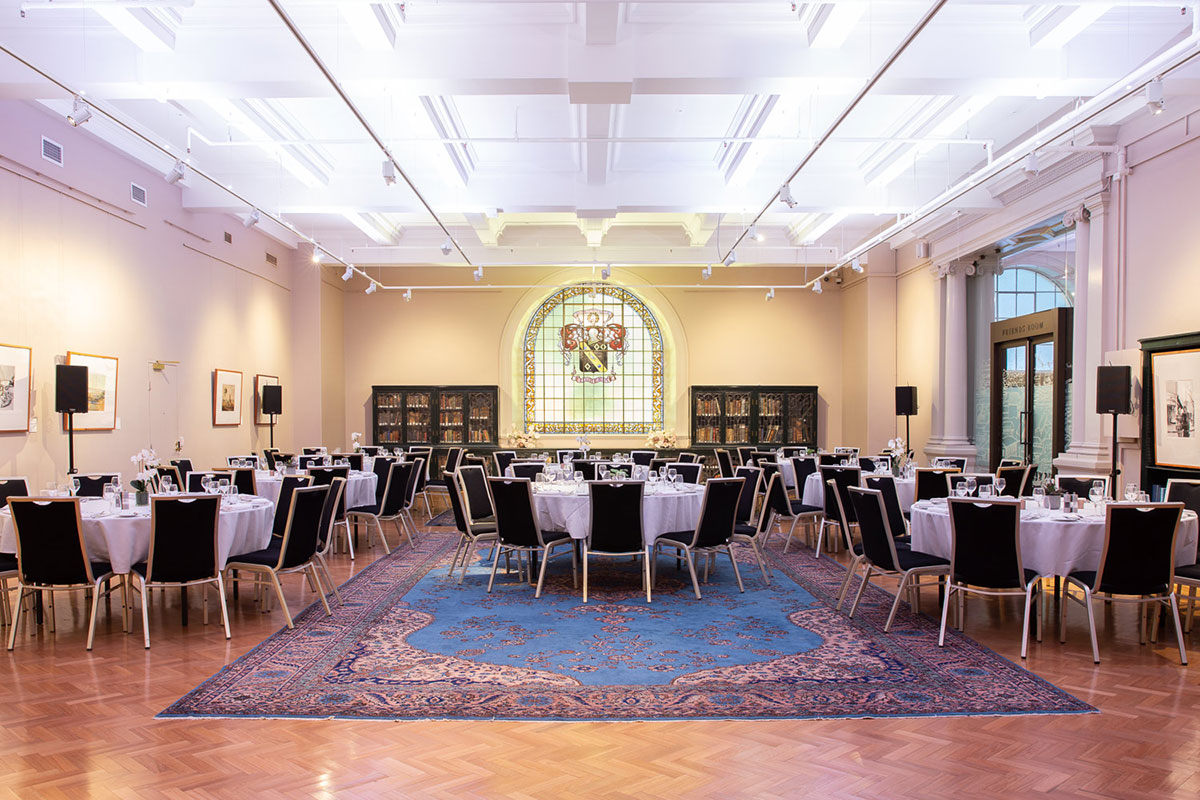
top-left (0, 0), bottom-right (1195, 272)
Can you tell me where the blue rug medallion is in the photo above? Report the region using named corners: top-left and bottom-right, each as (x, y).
top-left (161, 533), bottom-right (1094, 721)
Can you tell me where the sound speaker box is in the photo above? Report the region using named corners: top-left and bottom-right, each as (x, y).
top-left (55, 364), bottom-right (88, 413)
top-left (1096, 366), bottom-right (1131, 415)
top-left (261, 384), bottom-right (282, 416)
top-left (895, 386), bottom-right (918, 416)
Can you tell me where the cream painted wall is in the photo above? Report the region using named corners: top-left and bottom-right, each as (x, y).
top-left (894, 263), bottom-right (940, 458)
top-left (320, 277), bottom-right (346, 448)
top-left (0, 102), bottom-right (297, 490)
top-left (339, 266), bottom-right (845, 449)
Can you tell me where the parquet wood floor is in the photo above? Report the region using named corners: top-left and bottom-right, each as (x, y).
top-left (2, 509), bottom-right (1199, 799)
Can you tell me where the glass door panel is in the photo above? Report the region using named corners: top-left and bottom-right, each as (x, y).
top-left (468, 392), bottom-right (495, 444)
top-left (439, 391), bottom-right (465, 444)
top-left (724, 391), bottom-right (751, 444)
top-left (758, 392), bottom-right (784, 444)
top-left (1030, 339), bottom-right (1056, 475)
top-left (999, 344), bottom-right (1028, 465)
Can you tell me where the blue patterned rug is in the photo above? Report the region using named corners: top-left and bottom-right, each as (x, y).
top-left (161, 532), bottom-right (1094, 721)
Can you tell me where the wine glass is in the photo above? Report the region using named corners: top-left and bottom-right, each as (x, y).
top-left (667, 468), bottom-right (678, 484)
top-left (648, 470), bottom-right (659, 485)
top-left (994, 477), bottom-right (1006, 496)
top-left (965, 476), bottom-right (977, 496)
top-left (573, 470), bottom-right (584, 489)
top-left (160, 475), bottom-right (173, 495)
top-left (1032, 486), bottom-right (1046, 507)
top-left (979, 484), bottom-right (994, 499)
top-left (1125, 482), bottom-right (1139, 502)
top-left (955, 483), bottom-right (969, 498)
top-left (218, 477), bottom-right (230, 496)
top-left (70, 477), bottom-right (81, 496)
top-left (1089, 481), bottom-right (1105, 507)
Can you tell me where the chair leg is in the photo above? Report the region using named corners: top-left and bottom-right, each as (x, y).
top-left (216, 572), bottom-right (232, 639)
top-left (848, 565), bottom-right (873, 619)
top-left (449, 535), bottom-right (467, 578)
top-left (316, 554), bottom-right (342, 605)
top-left (683, 550), bottom-right (702, 599)
top-left (7, 589), bottom-right (25, 650)
top-left (1060, 582), bottom-right (1070, 643)
top-left (86, 581), bottom-right (101, 651)
top-left (268, 571), bottom-right (294, 629)
top-left (644, 546), bottom-right (652, 603)
top-left (752, 541), bottom-right (771, 585)
top-left (1186, 585), bottom-right (1196, 633)
top-left (422, 492), bottom-right (432, 519)
top-left (582, 545), bottom-right (590, 602)
top-left (1170, 593), bottom-right (1189, 665)
top-left (812, 520), bottom-right (826, 558)
top-left (1020, 582), bottom-right (1035, 659)
top-left (938, 584), bottom-right (954, 647)
top-left (836, 556), bottom-right (864, 611)
top-left (535, 546), bottom-right (551, 599)
top-left (487, 545), bottom-right (503, 593)
top-left (725, 545), bottom-right (744, 593)
top-left (1083, 586), bottom-right (1100, 664)
top-left (138, 576), bottom-right (151, 649)
top-left (309, 565), bottom-right (332, 616)
top-left (342, 522), bottom-right (355, 561)
top-left (373, 517), bottom-right (392, 555)
top-left (885, 572), bottom-right (910, 632)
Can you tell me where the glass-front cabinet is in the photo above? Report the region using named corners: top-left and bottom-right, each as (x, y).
top-left (689, 386), bottom-right (819, 448)
top-left (371, 385), bottom-right (498, 448)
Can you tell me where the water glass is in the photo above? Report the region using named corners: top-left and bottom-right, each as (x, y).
top-left (573, 471), bottom-right (584, 487)
top-left (979, 484), bottom-right (994, 498)
top-left (1032, 486), bottom-right (1046, 507)
top-left (160, 476), bottom-right (173, 494)
top-left (1125, 482), bottom-right (1139, 502)
top-left (955, 484), bottom-right (969, 498)
top-left (218, 477), bottom-right (230, 495)
top-left (648, 471), bottom-right (659, 484)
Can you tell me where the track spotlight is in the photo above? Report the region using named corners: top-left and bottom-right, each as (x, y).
top-left (341, 265), bottom-right (354, 282)
top-left (311, 249), bottom-right (323, 264)
top-left (243, 209), bottom-right (260, 228)
top-left (701, 264), bottom-right (713, 280)
top-left (440, 236), bottom-right (454, 256)
top-left (723, 250), bottom-right (736, 267)
top-left (851, 256), bottom-right (863, 273)
top-left (164, 160), bottom-right (186, 185)
top-left (765, 288), bottom-right (775, 301)
top-left (1147, 77), bottom-right (1164, 115)
top-left (403, 288), bottom-right (412, 302)
top-left (811, 281), bottom-right (823, 295)
top-left (1023, 152), bottom-right (1040, 175)
top-left (473, 265), bottom-right (483, 281)
top-left (600, 265), bottom-right (611, 280)
top-left (365, 281), bottom-right (377, 295)
top-left (67, 95), bottom-right (92, 126)
top-left (382, 160), bottom-right (396, 186)
top-left (778, 183), bottom-right (797, 209)
top-left (749, 224), bottom-right (764, 242)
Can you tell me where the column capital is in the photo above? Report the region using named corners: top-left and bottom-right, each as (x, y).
top-left (1062, 204), bottom-right (1091, 228)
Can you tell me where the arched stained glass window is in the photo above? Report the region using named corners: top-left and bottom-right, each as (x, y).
top-left (523, 283), bottom-right (665, 434)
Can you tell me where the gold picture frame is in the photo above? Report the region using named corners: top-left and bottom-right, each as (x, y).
top-left (63, 351), bottom-right (118, 431)
top-left (0, 343), bottom-right (32, 434)
top-left (254, 373), bottom-right (279, 426)
top-left (212, 368), bottom-right (243, 427)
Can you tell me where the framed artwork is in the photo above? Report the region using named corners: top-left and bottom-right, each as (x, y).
top-left (0, 343), bottom-right (32, 433)
top-left (212, 368), bottom-right (243, 427)
top-left (64, 351), bottom-right (118, 431)
top-left (254, 374), bottom-right (279, 426)
top-left (1151, 347), bottom-right (1200, 470)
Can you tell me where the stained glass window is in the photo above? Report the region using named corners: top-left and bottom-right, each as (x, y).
top-left (523, 283), bottom-right (664, 434)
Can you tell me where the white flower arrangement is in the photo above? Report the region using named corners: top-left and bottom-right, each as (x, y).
top-left (129, 448), bottom-right (160, 493)
top-left (351, 431), bottom-right (363, 451)
top-left (506, 425), bottom-right (540, 449)
top-left (644, 429), bottom-right (677, 450)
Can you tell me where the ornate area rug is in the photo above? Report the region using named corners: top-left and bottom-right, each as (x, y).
top-left (161, 532), bottom-right (1094, 721)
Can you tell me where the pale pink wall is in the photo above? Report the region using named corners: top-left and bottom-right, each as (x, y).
top-left (0, 101), bottom-right (298, 489)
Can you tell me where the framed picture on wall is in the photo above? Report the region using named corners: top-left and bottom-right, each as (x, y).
top-left (254, 374), bottom-right (279, 426)
top-left (212, 368), bottom-right (243, 427)
top-left (0, 343), bottom-right (32, 433)
top-left (64, 351), bottom-right (118, 431)
top-left (1151, 347), bottom-right (1200, 469)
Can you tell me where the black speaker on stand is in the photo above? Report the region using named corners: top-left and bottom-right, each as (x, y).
top-left (262, 384), bottom-right (282, 449)
top-left (896, 386), bottom-right (917, 457)
top-left (56, 364), bottom-right (88, 475)
top-left (1097, 365), bottom-right (1132, 500)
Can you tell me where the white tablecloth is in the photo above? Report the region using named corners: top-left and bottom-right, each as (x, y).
top-left (255, 470), bottom-right (377, 510)
top-left (532, 483), bottom-right (705, 547)
top-left (909, 501), bottom-right (1200, 577)
top-left (802, 471), bottom-right (916, 511)
top-left (0, 496), bottom-right (275, 575)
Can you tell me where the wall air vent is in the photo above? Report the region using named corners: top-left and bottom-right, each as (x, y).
top-left (224, 232), bottom-right (233, 244)
top-left (266, 252), bottom-right (278, 267)
top-left (130, 183), bottom-right (147, 207)
top-left (41, 136), bottom-right (63, 166)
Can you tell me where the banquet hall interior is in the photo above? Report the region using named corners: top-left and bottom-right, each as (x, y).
top-left (2, 0), bottom-right (1200, 796)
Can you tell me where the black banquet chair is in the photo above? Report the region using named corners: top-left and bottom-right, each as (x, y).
top-left (630, 450), bottom-right (656, 467)
top-left (485, 477), bottom-right (577, 597)
top-left (226, 485), bottom-right (334, 629)
top-left (510, 462), bottom-right (546, 481)
top-left (846, 487), bottom-right (949, 631)
top-left (715, 449), bottom-right (735, 478)
top-left (585, 481), bottom-right (649, 602)
top-left (0, 477), bottom-right (28, 625)
top-left (6, 498), bottom-right (118, 651)
top-left (815, 465), bottom-right (861, 557)
top-left (665, 462), bottom-right (702, 484)
top-left (1166, 479), bottom-right (1200, 517)
top-left (131, 495), bottom-right (228, 648)
top-left (307, 465), bottom-right (352, 555)
top-left (1065, 503), bottom-right (1187, 665)
top-left (446, 471), bottom-right (497, 583)
top-left (75, 474), bottom-right (118, 498)
top-left (652, 477), bottom-right (745, 599)
top-left (940, 498), bottom-right (1044, 659)
top-left (996, 464), bottom-right (1033, 497)
top-left (271, 475), bottom-right (313, 537)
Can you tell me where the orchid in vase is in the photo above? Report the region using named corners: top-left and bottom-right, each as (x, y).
top-left (129, 448), bottom-right (161, 498)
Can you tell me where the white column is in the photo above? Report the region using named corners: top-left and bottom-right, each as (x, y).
top-left (1054, 197), bottom-right (1111, 477)
top-left (925, 262), bottom-right (978, 468)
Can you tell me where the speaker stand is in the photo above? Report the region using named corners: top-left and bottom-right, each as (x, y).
top-left (903, 413), bottom-right (912, 458)
top-left (66, 412), bottom-right (78, 476)
top-left (1109, 412), bottom-right (1120, 500)
top-left (269, 413), bottom-right (275, 449)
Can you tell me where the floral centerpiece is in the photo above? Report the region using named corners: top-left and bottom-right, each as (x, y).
top-left (575, 434), bottom-right (591, 457)
top-left (506, 425), bottom-right (540, 450)
top-left (351, 431), bottom-right (363, 452)
top-left (886, 437), bottom-right (910, 476)
top-left (644, 429), bottom-right (677, 450)
top-left (129, 448), bottom-right (161, 503)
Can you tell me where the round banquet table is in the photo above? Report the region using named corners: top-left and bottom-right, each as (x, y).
top-left (0, 495), bottom-right (275, 575)
top-left (909, 500), bottom-right (1200, 577)
top-left (802, 471), bottom-right (916, 511)
top-left (531, 482), bottom-right (705, 547)
top-left (255, 470), bottom-right (377, 509)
